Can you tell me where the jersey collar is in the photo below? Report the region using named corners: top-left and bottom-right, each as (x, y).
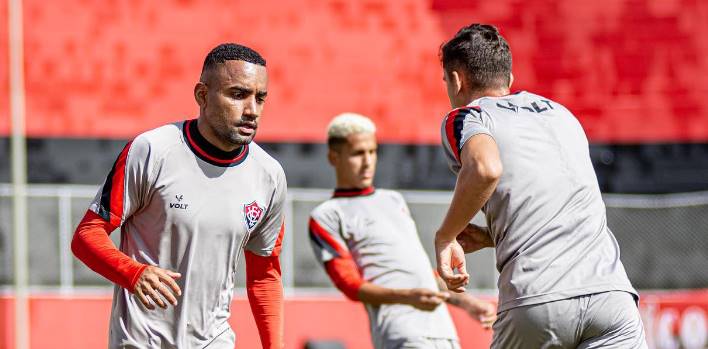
top-left (183, 119), bottom-right (249, 167)
top-left (333, 186), bottom-right (375, 198)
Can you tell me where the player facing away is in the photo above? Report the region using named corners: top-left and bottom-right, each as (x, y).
top-left (308, 113), bottom-right (496, 349)
top-left (71, 43), bottom-right (286, 348)
top-left (433, 24), bottom-right (648, 348)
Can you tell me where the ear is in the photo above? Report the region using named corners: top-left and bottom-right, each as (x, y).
top-left (194, 82), bottom-right (208, 109)
top-left (327, 148), bottom-right (338, 167)
top-left (508, 72), bottom-right (514, 89)
top-left (450, 70), bottom-right (463, 96)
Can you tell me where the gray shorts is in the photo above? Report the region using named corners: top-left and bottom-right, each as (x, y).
top-left (491, 291), bottom-right (647, 349)
top-left (384, 337), bottom-right (460, 349)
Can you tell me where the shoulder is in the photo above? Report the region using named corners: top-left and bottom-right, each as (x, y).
top-left (442, 106), bottom-right (483, 124)
top-left (376, 188), bottom-right (404, 201)
top-left (247, 142), bottom-right (286, 182)
top-left (310, 199), bottom-right (341, 223)
top-left (127, 122), bottom-right (184, 161)
top-left (376, 189), bottom-right (410, 213)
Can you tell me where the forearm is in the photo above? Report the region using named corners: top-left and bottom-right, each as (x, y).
top-left (71, 210), bottom-right (146, 291)
top-left (246, 251), bottom-right (284, 349)
top-left (357, 282), bottom-right (411, 306)
top-left (446, 290), bottom-right (473, 308)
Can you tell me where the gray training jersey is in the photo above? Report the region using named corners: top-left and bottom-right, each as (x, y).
top-left (309, 188), bottom-right (458, 349)
top-left (89, 119), bottom-right (286, 348)
top-left (441, 91), bottom-right (637, 312)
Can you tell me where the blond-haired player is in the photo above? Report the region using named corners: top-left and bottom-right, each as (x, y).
top-left (308, 113), bottom-right (496, 349)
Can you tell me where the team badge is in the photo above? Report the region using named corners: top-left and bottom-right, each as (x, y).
top-left (243, 201), bottom-right (265, 231)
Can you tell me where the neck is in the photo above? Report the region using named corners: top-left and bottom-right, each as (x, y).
top-left (463, 86), bottom-right (510, 106)
top-left (196, 117), bottom-right (241, 153)
top-left (335, 180), bottom-right (368, 190)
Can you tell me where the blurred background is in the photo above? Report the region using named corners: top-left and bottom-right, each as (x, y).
top-left (0, 0), bottom-right (707, 348)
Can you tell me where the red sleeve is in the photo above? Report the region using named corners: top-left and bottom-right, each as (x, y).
top-left (70, 210), bottom-right (147, 292)
top-left (246, 225), bottom-right (284, 349)
top-left (324, 257), bottom-right (364, 301)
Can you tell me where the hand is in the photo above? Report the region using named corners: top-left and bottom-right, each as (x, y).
top-left (402, 288), bottom-right (450, 311)
top-left (435, 236), bottom-right (469, 293)
top-left (133, 266), bottom-right (182, 310)
top-left (456, 224), bottom-right (494, 253)
top-left (460, 296), bottom-right (497, 330)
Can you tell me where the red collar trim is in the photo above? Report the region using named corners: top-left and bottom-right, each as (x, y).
top-left (183, 119), bottom-right (248, 167)
top-left (333, 186), bottom-right (375, 198)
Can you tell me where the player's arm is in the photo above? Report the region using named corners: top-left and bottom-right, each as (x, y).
top-left (71, 211), bottom-right (181, 309)
top-left (323, 256), bottom-right (449, 311)
top-left (309, 215), bottom-right (448, 311)
top-left (71, 140), bottom-right (181, 310)
top-left (245, 169), bottom-right (287, 349)
top-left (246, 238), bottom-right (284, 349)
top-left (434, 274), bottom-right (496, 329)
top-left (435, 134), bottom-right (502, 292)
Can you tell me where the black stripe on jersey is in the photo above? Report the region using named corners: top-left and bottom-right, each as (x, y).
top-left (98, 142), bottom-right (131, 222)
top-left (98, 171), bottom-right (116, 222)
top-left (308, 228), bottom-right (341, 259)
top-left (452, 111), bottom-right (466, 154)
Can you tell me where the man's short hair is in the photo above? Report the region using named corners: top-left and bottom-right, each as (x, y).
top-left (440, 24), bottom-right (512, 91)
top-left (327, 113), bottom-right (376, 149)
top-left (201, 43), bottom-right (266, 76)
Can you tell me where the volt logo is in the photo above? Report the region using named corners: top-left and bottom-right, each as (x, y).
top-left (169, 194), bottom-right (189, 210)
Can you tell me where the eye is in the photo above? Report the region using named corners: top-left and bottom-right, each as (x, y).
top-left (232, 91), bottom-right (247, 99)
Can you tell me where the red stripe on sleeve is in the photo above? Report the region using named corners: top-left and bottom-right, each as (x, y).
top-left (324, 257), bottom-right (364, 301)
top-left (246, 251), bottom-right (284, 349)
top-left (108, 141), bottom-right (132, 227)
top-left (308, 218), bottom-right (350, 257)
top-left (445, 110), bottom-right (461, 162)
top-left (271, 223), bottom-right (285, 257)
top-left (70, 210), bottom-right (147, 292)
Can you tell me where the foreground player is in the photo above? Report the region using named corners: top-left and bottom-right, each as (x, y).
top-left (72, 43), bottom-right (285, 348)
top-left (433, 24), bottom-right (647, 348)
top-left (309, 113), bottom-right (496, 349)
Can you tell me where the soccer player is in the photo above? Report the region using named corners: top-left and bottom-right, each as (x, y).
top-left (308, 113), bottom-right (496, 349)
top-left (71, 43), bottom-right (285, 348)
top-left (433, 24), bottom-right (648, 348)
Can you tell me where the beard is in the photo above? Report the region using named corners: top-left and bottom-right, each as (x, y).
top-left (214, 124), bottom-right (256, 146)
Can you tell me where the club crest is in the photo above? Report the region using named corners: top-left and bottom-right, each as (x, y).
top-left (243, 201), bottom-right (265, 231)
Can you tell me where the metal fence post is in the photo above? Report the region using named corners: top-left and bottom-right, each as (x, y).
top-left (58, 188), bottom-right (74, 293)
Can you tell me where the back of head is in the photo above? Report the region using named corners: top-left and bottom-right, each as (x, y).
top-left (440, 24), bottom-right (512, 92)
top-left (327, 113), bottom-right (377, 150)
top-left (201, 43), bottom-right (266, 79)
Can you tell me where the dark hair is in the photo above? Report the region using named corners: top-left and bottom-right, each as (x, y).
top-left (201, 43), bottom-right (266, 75)
top-left (327, 137), bottom-right (347, 151)
top-left (440, 24), bottom-right (512, 91)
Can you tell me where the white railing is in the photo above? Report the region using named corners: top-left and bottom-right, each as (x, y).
top-left (0, 184), bottom-right (498, 294)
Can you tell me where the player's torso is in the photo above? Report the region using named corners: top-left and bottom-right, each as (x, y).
top-left (133, 146), bottom-right (271, 278)
top-left (328, 190), bottom-right (458, 342)
top-left (112, 122), bottom-right (276, 348)
top-left (446, 92), bottom-right (636, 311)
top-left (334, 190), bottom-right (433, 287)
top-left (475, 92), bottom-right (603, 237)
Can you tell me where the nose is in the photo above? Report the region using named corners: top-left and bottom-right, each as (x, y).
top-left (243, 95), bottom-right (259, 120)
top-left (363, 151), bottom-right (374, 167)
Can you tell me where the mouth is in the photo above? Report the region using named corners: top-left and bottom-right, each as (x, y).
top-left (235, 122), bottom-right (257, 136)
